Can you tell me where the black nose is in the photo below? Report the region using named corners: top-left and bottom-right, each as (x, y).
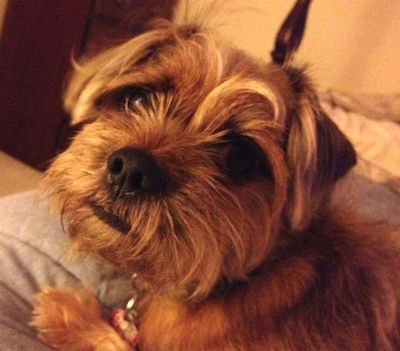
top-left (106, 147), bottom-right (165, 197)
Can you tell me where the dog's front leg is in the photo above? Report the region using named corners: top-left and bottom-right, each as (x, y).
top-left (31, 286), bottom-right (131, 351)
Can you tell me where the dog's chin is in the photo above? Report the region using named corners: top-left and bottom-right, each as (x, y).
top-left (91, 204), bottom-right (131, 235)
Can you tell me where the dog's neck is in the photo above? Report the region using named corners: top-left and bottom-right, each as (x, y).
top-left (136, 239), bottom-right (318, 349)
top-left (133, 217), bottom-right (306, 304)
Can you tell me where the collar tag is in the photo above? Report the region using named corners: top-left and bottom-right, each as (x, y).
top-left (110, 307), bottom-right (139, 349)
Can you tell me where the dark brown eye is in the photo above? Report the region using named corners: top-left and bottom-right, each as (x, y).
top-left (226, 140), bottom-right (257, 176)
top-left (119, 88), bottom-right (149, 114)
top-left (225, 137), bottom-right (271, 180)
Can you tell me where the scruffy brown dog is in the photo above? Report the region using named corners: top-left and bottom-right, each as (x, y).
top-left (32, 8), bottom-right (400, 351)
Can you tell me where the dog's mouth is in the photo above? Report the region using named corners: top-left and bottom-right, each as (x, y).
top-left (91, 204), bottom-right (131, 235)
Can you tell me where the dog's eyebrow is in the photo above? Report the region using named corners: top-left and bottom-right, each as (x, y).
top-left (188, 77), bottom-right (285, 132)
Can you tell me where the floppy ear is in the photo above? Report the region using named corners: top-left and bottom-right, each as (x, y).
top-left (270, 0), bottom-right (356, 230)
top-left (285, 83), bottom-right (356, 231)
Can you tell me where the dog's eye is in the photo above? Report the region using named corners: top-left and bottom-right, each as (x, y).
top-left (223, 137), bottom-right (272, 181)
top-left (226, 142), bottom-right (255, 175)
top-left (225, 138), bottom-right (264, 179)
top-left (119, 88), bottom-right (149, 114)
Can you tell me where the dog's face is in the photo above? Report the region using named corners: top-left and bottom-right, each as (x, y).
top-left (45, 21), bottom-right (356, 301)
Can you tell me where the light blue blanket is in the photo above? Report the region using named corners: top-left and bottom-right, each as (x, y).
top-left (0, 191), bottom-right (132, 350)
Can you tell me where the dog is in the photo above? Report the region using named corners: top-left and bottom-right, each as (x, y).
top-left (31, 4), bottom-right (400, 351)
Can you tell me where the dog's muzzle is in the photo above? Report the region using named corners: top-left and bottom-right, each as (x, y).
top-left (90, 147), bottom-right (165, 234)
top-left (106, 147), bottom-right (166, 198)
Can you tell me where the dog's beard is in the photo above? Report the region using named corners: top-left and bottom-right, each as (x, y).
top-left (49, 157), bottom-right (280, 301)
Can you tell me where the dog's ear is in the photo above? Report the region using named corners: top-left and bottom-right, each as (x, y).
top-left (284, 80), bottom-right (356, 231)
top-left (314, 113), bottom-right (357, 186)
top-left (270, 0), bottom-right (356, 230)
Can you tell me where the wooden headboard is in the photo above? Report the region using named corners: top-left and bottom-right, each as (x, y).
top-left (0, 0), bottom-right (177, 170)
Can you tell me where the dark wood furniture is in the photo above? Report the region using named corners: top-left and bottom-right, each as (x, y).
top-left (0, 0), bottom-right (176, 170)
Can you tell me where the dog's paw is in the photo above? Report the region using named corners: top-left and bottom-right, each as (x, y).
top-left (31, 286), bottom-right (132, 351)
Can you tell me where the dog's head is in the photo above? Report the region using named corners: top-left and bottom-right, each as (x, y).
top-left (45, 20), bottom-right (356, 301)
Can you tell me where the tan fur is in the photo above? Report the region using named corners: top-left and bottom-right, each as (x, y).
top-left (32, 19), bottom-right (400, 350)
top-left (31, 287), bottom-right (131, 350)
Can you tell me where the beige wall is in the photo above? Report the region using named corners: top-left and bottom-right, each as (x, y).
top-left (176, 0), bottom-right (400, 95)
